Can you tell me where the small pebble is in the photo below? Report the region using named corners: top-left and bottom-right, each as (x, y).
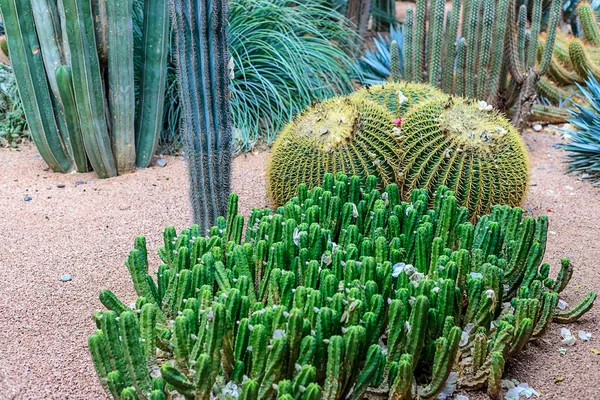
top-left (56, 183), bottom-right (65, 188)
top-left (533, 124), bottom-right (543, 132)
top-left (75, 180), bottom-right (85, 185)
top-left (60, 274), bottom-right (72, 282)
top-left (24, 196), bottom-right (32, 201)
top-left (33, 154), bottom-right (40, 158)
top-left (155, 158), bottom-right (168, 168)
top-left (87, 180), bottom-right (94, 184)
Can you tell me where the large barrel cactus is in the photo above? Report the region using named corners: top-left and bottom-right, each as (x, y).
top-left (268, 84), bottom-right (530, 219)
top-left (268, 96), bottom-right (400, 207)
top-left (88, 174), bottom-right (595, 400)
top-left (397, 97), bottom-right (530, 218)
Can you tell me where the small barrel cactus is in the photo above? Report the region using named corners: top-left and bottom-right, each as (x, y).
top-left (267, 96), bottom-right (400, 207)
top-left (396, 96), bottom-right (530, 218)
top-left (89, 173), bottom-right (594, 400)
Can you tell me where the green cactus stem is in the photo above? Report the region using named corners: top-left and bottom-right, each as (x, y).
top-left (106, 0), bottom-right (135, 174)
top-left (61, 0), bottom-right (117, 178)
top-left (55, 65), bottom-right (89, 172)
top-left (553, 291), bottom-right (597, 323)
top-left (0, 0), bottom-right (72, 172)
top-left (134, 0), bottom-right (169, 168)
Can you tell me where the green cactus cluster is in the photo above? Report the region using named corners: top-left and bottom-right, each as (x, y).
top-left (89, 173), bottom-right (595, 400)
top-left (0, 0), bottom-right (168, 177)
top-left (532, 2), bottom-right (600, 120)
top-left (269, 83), bottom-right (530, 219)
top-left (401, 0), bottom-right (561, 129)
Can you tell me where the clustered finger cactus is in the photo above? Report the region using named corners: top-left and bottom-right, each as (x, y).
top-left (269, 83), bottom-right (530, 220)
top-left (89, 174), bottom-right (595, 400)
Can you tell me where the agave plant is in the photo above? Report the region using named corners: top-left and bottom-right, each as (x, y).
top-left (356, 24), bottom-right (404, 85)
top-left (563, 75), bottom-right (600, 183)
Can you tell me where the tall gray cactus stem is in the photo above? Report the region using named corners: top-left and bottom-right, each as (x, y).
top-left (170, 0), bottom-right (233, 232)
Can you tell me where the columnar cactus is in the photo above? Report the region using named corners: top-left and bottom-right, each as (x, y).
top-left (345, 0), bottom-right (373, 40)
top-left (0, 0), bottom-right (72, 172)
top-left (0, 0), bottom-right (169, 176)
top-left (90, 174), bottom-right (595, 399)
top-left (170, 0), bottom-right (233, 232)
top-left (401, 0), bottom-right (561, 129)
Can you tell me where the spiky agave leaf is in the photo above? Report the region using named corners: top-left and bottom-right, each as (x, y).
top-left (562, 74), bottom-right (600, 183)
top-left (356, 24), bottom-right (404, 84)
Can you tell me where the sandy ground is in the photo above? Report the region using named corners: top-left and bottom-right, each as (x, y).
top-left (0, 130), bottom-right (598, 399)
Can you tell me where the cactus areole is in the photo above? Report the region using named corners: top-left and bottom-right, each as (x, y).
top-left (89, 174), bottom-right (595, 400)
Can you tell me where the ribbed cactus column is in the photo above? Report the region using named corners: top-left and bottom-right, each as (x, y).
top-left (62, 0), bottom-right (117, 178)
top-left (345, 0), bottom-right (372, 39)
top-left (0, 0), bottom-right (72, 172)
top-left (107, 0), bottom-right (136, 174)
top-left (135, 0), bottom-right (169, 168)
top-left (170, 0), bottom-right (233, 232)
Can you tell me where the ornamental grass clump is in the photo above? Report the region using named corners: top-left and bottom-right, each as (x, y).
top-left (89, 174), bottom-right (595, 400)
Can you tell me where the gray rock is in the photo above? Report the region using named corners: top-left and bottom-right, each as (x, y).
top-left (75, 180), bottom-right (85, 185)
top-left (56, 184), bottom-right (65, 188)
top-left (155, 158), bottom-right (168, 168)
top-left (24, 196), bottom-right (32, 201)
top-left (60, 274), bottom-right (72, 282)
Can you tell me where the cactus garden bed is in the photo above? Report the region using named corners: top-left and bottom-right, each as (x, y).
top-left (0, 128), bottom-right (598, 399)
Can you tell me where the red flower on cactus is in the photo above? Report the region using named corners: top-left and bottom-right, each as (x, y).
top-left (393, 118), bottom-right (402, 126)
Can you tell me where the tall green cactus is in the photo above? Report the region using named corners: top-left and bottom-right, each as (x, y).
top-left (107, 0), bottom-right (135, 174)
top-left (505, 0), bottom-right (561, 128)
top-left (401, 0), bottom-right (561, 128)
top-left (135, 0), bottom-right (169, 168)
top-left (170, 0), bottom-right (233, 232)
top-left (0, 0), bottom-right (72, 172)
top-left (0, 0), bottom-right (169, 177)
top-left (89, 174), bottom-right (594, 399)
top-left (345, 0), bottom-right (372, 39)
top-left (61, 0), bottom-right (117, 178)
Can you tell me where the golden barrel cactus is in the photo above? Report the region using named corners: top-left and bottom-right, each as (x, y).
top-left (350, 81), bottom-right (445, 118)
top-left (397, 97), bottom-right (530, 217)
top-left (267, 96), bottom-right (400, 206)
